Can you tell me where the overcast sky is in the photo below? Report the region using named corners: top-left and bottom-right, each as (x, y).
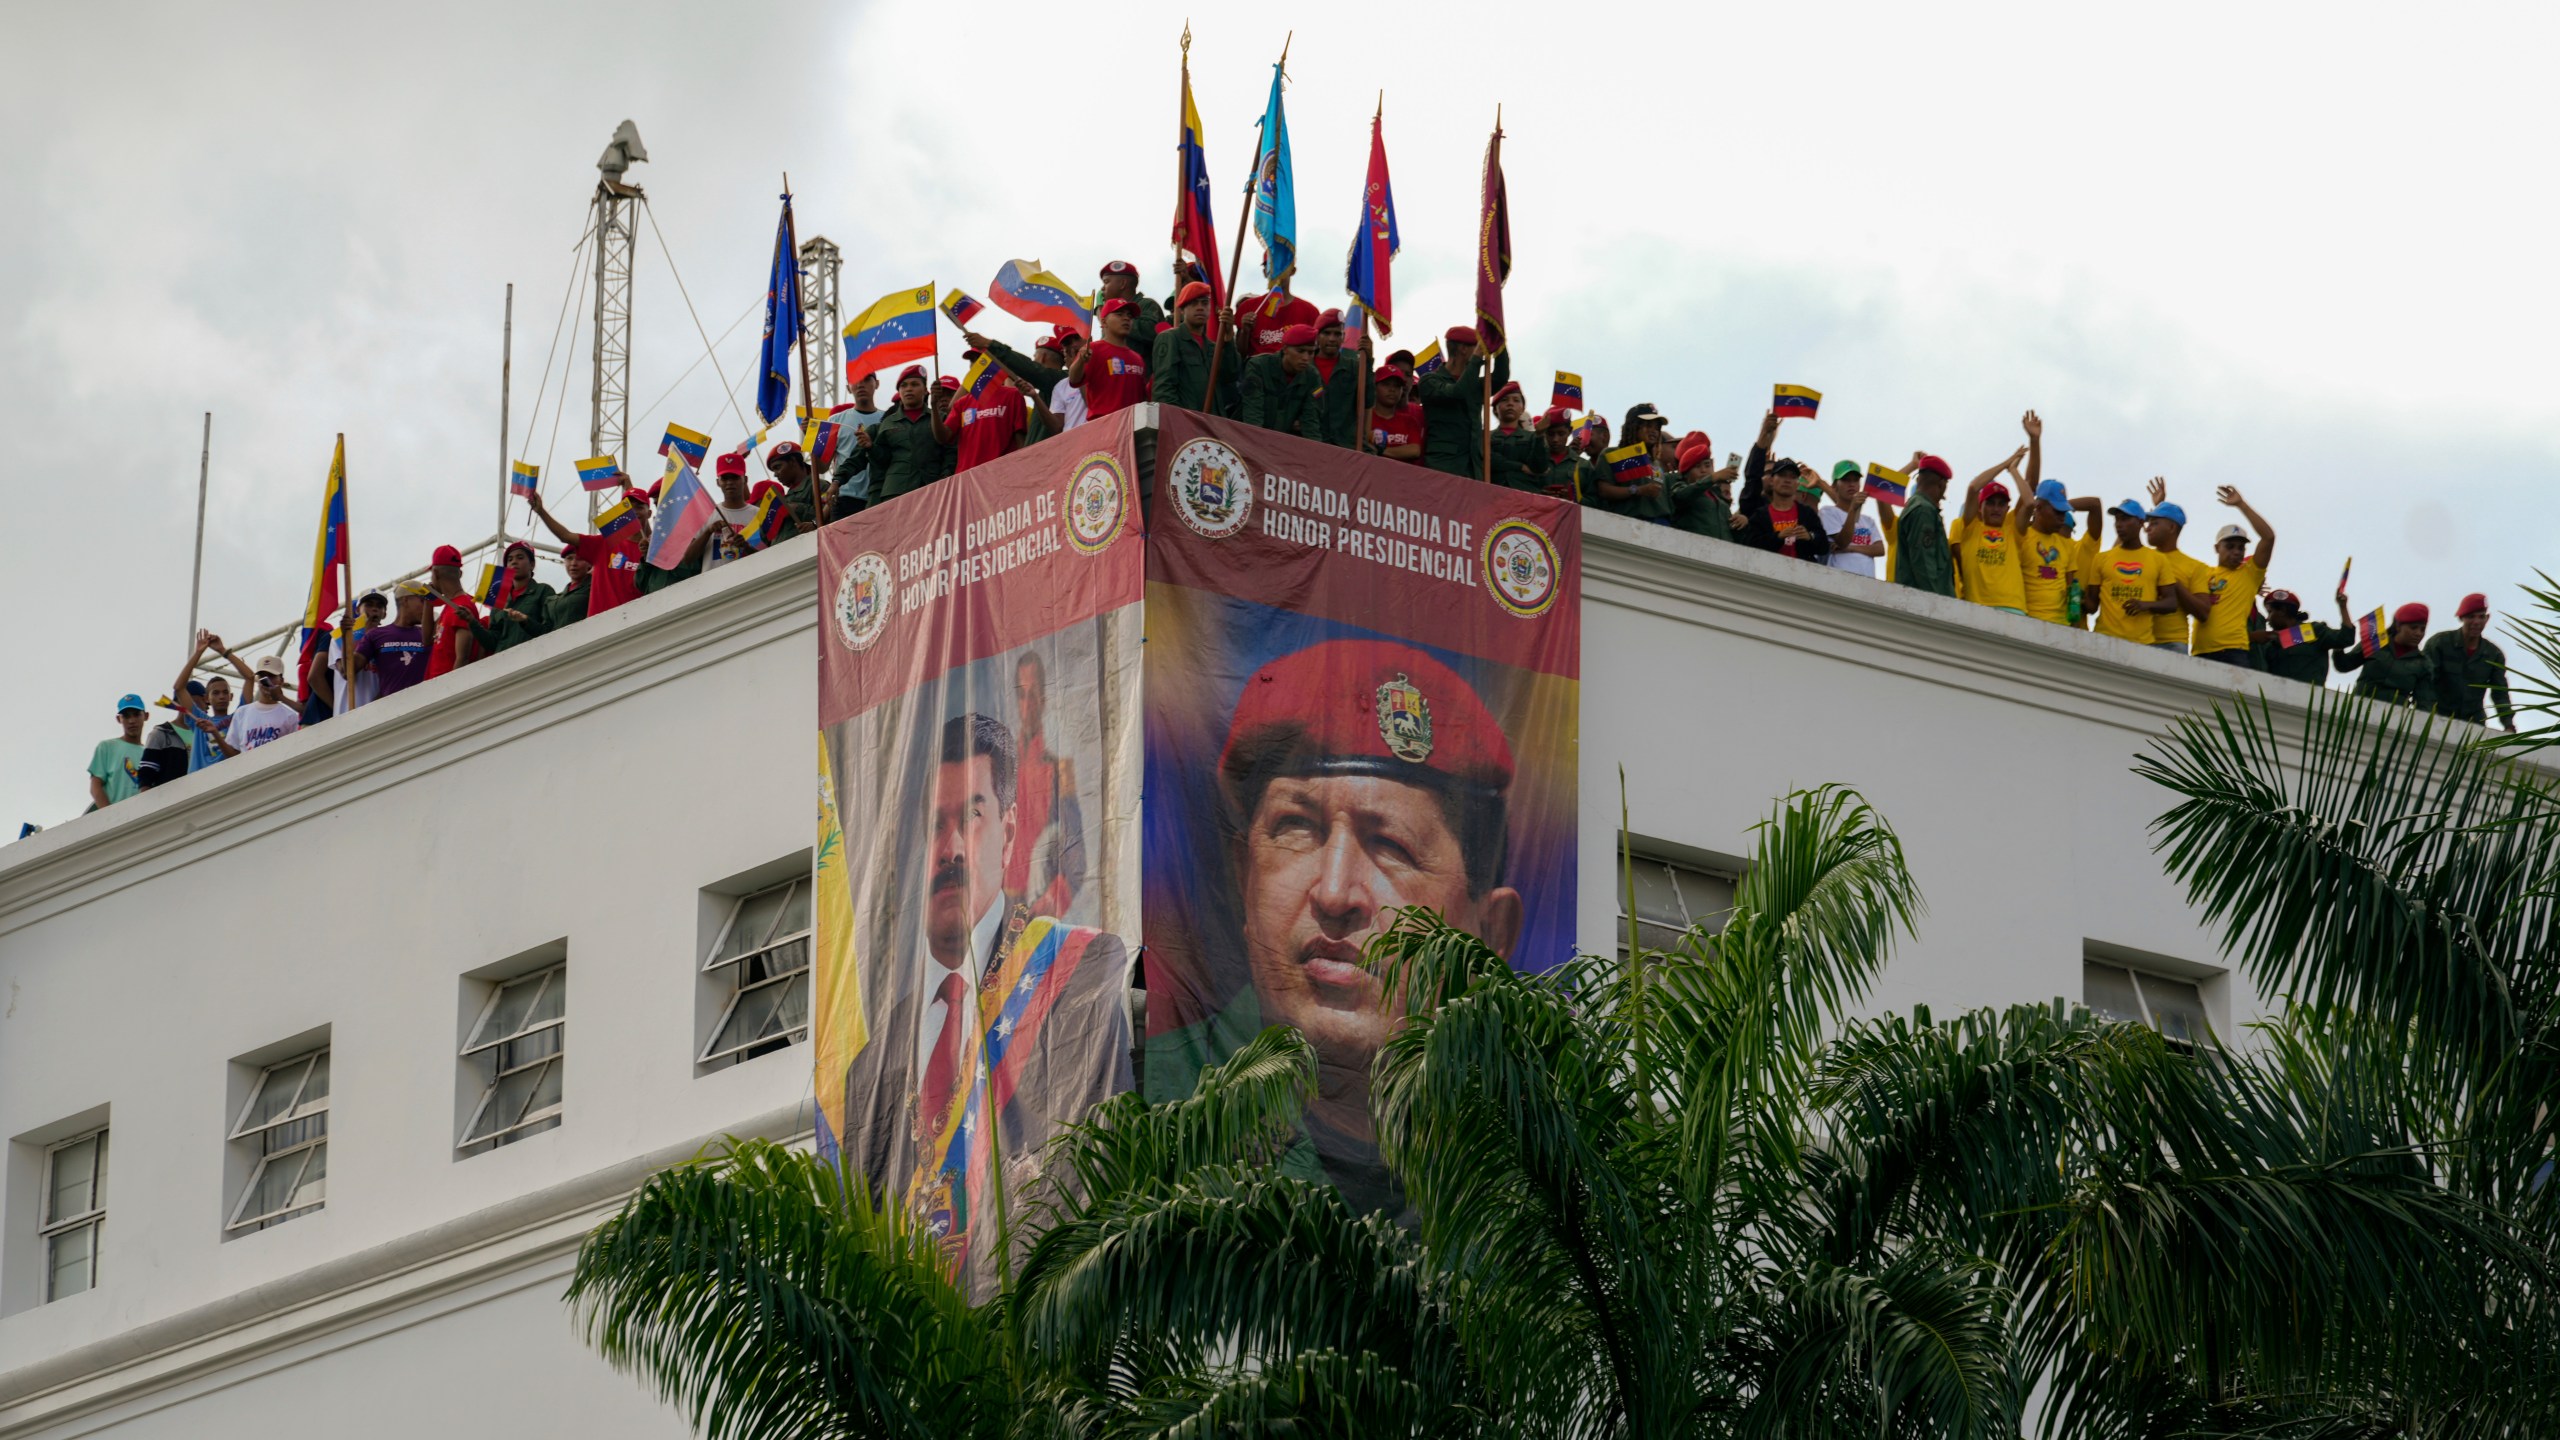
top-left (4, 0), bottom-right (2553, 827)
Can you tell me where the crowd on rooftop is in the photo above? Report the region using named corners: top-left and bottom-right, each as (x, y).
top-left (73, 258), bottom-right (2518, 819)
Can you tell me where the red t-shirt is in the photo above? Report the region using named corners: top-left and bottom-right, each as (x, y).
top-left (950, 379), bottom-right (1026, 472)
top-left (1368, 403), bottom-right (1426, 462)
top-left (1312, 351), bottom-right (1340, 384)
top-left (427, 594), bottom-right (482, 678)
top-left (569, 530), bottom-right (647, 616)
top-left (1082, 341), bottom-right (1150, 417)
top-left (1235, 293), bottom-right (1320, 356)
top-left (1768, 501), bottom-right (1803, 557)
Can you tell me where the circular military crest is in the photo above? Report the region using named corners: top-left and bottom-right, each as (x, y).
top-left (1064, 452), bottom-right (1128, 554)
top-left (1480, 517), bottom-right (1561, 618)
top-left (1166, 437), bottom-right (1253, 539)
top-left (832, 550), bottom-right (896, 651)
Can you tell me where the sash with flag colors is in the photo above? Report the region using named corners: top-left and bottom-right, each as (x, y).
top-left (960, 350), bottom-right (999, 399)
top-left (296, 437), bottom-right (350, 703)
top-left (1774, 384), bottom-right (1822, 419)
top-left (596, 495), bottom-right (643, 538)
top-left (1345, 103), bottom-right (1399, 335)
top-left (842, 285), bottom-right (938, 383)
top-left (1413, 339), bottom-right (1444, 377)
top-left (1551, 371), bottom-right (1583, 411)
top-left (939, 289), bottom-right (986, 328)
top-left (1172, 51), bottom-right (1225, 306)
top-left (1249, 55), bottom-right (1296, 290)
top-left (1864, 462), bottom-right (1910, 505)
top-left (1605, 441), bottom-right (1654, 483)
top-left (659, 422), bottom-right (710, 469)
top-left (2357, 605), bottom-right (2387, 657)
top-left (1475, 119), bottom-right (1512, 356)
top-left (798, 403), bottom-right (857, 469)
top-left (576, 455), bottom-right (624, 492)
top-left (646, 427), bottom-right (717, 569)
top-left (989, 260), bottom-right (1093, 333)
top-left (757, 191), bottom-right (803, 426)
top-left (509, 461), bottom-right (539, 500)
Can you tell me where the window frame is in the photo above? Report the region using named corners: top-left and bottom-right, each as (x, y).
top-left (226, 1047), bottom-right (331, 1234)
top-left (2082, 958), bottom-right (2214, 1050)
top-left (698, 877), bottom-right (813, 1067)
top-left (459, 963), bottom-right (566, 1155)
top-left (39, 1129), bottom-right (108, 1303)
top-left (1617, 848), bottom-right (1740, 953)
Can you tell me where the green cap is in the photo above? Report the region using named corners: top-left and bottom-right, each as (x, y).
top-left (1831, 460), bottom-right (1861, 482)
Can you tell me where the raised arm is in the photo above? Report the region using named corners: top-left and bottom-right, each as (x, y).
top-left (524, 490), bottom-right (581, 547)
top-left (2021, 410), bottom-right (2043, 492)
top-left (2216, 484), bottom-right (2275, 570)
top-left (172, 632), bottom-right (212, 714)
top-left (1964, 447), bottom-right (2026, 522)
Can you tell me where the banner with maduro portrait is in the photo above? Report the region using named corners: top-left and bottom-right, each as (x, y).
top-left (1142, 408), bottom-right (1581, 1215)
top-left (813, 407), bottom-right (1144, 1293)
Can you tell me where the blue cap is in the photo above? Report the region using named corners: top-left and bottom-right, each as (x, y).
top-left (2110, 498), bottom-right (2147, 521)
top-left (2151, 501), bottom-right (2188, 526)
top-left (115, 693), bottom-right (145, 715)
top-left (2035, 479), bottom-right (2069, 508)
top-left (183, 679), bottom-right (208, 699)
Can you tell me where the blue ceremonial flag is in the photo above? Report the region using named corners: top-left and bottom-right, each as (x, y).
top-left (1250, 57), bottom-right (1297, 289)
top-left (756, 191), bottom-right (803, 425)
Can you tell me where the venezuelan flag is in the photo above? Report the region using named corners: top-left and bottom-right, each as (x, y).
top-left (1571, 413), bottom-right (1599, 447)
top-left (2356, 605), bottom-right (2387, 657)
top-left (742, 488), bottom-right (789, 551)
top-left (576, 455), bottom-right (624, 492)
top-left (659, 423), bottom-right (710, 468)
top-left (1605, 441), bottom-right (1654, 482)
top-left (1773, 384), bottom-right (1822, 419)
top-left (1863, 462), bottom-right (1909, 505)
top-left (940, 289), bottom-right (986, 328)
top-left (1172, 57), bottom-right (1225, 306)
top-left (509, 461), bottom-right (540, 500)
top-left (471, 561), bottom-right (503, 605)
top-left (596, 495), bottom-right (642, 538)
top-left (960, 350), bottom-right (999, 399)
top-left (1551, 371), bottom-right (1583, 411)
top-left (1413, 339), bottom-right (1444, 377)
top-left (797, 402), bottom-right (855, 467)
top-left (989, 260), bottom-right (1093, 333)
top-left (296, 437), bottom-right (350, 702)
top-left (2274, 624), bottom-right (2310, 649)
top-left (842, 285), bottom-right (938, 383)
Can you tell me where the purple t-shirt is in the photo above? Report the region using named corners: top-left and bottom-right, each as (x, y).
top-left (356, 624), bottom-right (429, 697)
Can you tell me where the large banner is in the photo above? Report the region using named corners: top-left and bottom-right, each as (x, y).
top-left (1141, 410), bottom-right (1581, 1214)
top-left (814, 410), bottom-right (1144, 1286)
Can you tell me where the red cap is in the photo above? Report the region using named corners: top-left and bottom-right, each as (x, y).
top-left (2458, 592), bottom-right (2488, 617)
top-left (1915, 454), bottom-right (1952, 479)
top-left (936, 375), bottom-right (961, 391)
top-left (1374, 364), bottom-right (1412, 385)
top-left (1980, 480), bottom-right (2012, 504)
top-left (1279, 323), bottom-right (1319, 348)
top-left (1537, 407), bottom-right (1572, 431)
top-left (1174, 280), bottom-right (1213, 309)
top-left (765, 440), bottom-right (802, 469)
top-left (747, 479), bottom-right (787, 503)
top-left (2264, 589), bottom-right (2300, 610)
top-left (1052, 325), bottom-right (1085, 347)
top-left (1097, 297), bottom-right (1134, 320)
top-left (430, 544), bottom-right (462, 567)
top-left (1317, 308), bottom-right (1345, 329)
top-left (2393, 602), bottom-right (2430, 627)
top-left (1220, 639), bottom-right (1514, 807)
top-left (624, 485), bottom-right (653, 506)
top-left (1491, 379), bottom-right (1522, 404)
top-left (960, 346), bottom-right (982, 361)
top-left (714, 451), bottom-right (748, 478)
top-left (1445, 325), bottom-right (1480, 347)
top-left (1099, 259), bottom-right (1136, 278)
top-left (897, 364), bottom-right (928, 383)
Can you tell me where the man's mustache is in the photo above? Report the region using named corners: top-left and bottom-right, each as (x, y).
top-left (930, 858), bottom-right (968, 895)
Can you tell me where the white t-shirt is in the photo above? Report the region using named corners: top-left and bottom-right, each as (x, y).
top-left (224, 700), bottom-right (302, 752)
top-left (327, 636), bottom-right (381, 713)
top-left (1051, 380), bottom-right (1089, 432)
top-left (704, 502), bottom-right (760, 571)
top-left (1821, 503), bottom-right (1883, 578)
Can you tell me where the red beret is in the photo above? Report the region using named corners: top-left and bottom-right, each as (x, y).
top-left (1220, 639), bottom-right (1513, 808)
top-left (1915, 454), bottom-right (1952, 479)
top-left (714, 451), bottom-right (747, 478)
top-left (1491, 379), bottom-right (1522, 404)
top-left (1279, 322), bottom-right (1319, 348)
top-left (1100, 259), bottom-right (1136, 278)
top-left (2393, 602), bottom-right (2430, 627)
top-left (765, 440), bottom-right (802, 469)
top-left (1175, 280), bottom-right (1213, 308)
top-left (430, 544), bottom-right (463, 567)
top-left (897, 364), bottom-right (927, 383)
top-left (626, 485), bottom-right (653, 505)
top-left (1317, 308), bottom-right (1344, 329)
top-left (1445, 325), bottom-right (1480, 347)
top-left (1675, 432), bottom-right (1714, 476)
top-left (2458, 592), bottom-right (2488, 617)
top-left (1536, 407), bottom-right (1572, 431)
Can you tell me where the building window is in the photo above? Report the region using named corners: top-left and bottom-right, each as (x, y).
top-left (1619, 849), bottom-right (1738, 952)
top-left (40, 1130), bottom-right (107, 1302)
top-left (699, 877), bottom-right (812, 1068)
top-left (228, 1048), bottom-right (329, 1234)
top-left (460, 964), bottom-right (564, 1155)
top-left (2083, 960), bottom-right (2210, 1046)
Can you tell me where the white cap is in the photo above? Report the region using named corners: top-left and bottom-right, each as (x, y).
top-left (2215, 524), bottom-right (2246, 543)
top-left (253, 653), bottom-right (287, 678)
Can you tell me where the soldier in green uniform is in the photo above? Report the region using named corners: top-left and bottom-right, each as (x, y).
top-left (1150, 280), bottom-right (1240, 415)
top-left (1886, 453), bottom-right (1958, 597)
top-left (1310, 310), bottom-right (1363, 447)
top-left (854, 365), bottom-right (947, 505)
top-left (1667, 434), bottom-right (1738, 539)
top-left (1416, 326), bottom-right (1510, 479)
top-left (2250, 589), bottom-right (2355, 686)
top-left (1485, 381), bottom-right (1548, 492)
top-left (1533, 410), bottom-right (1591, 500)
top-left (463, 541), bottom-right (557, 655)
top-left (1238, 323), bottom-right (1324, 439)
top-left (1097, 261), bottom-right (1164, 352)
top-left (2338, 601), bottom-right (2438, 710)
top-left (2425, 593), bottom-right (2516, 730)
top-left (540, 551), bottom-right (591, 635)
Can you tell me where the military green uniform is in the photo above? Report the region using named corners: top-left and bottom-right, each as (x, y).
top-left (1599, 468), bottom-right (1672, 521)
top-left (2423, 631), bottom-right (2513, 725)
top-left (1891, 498), bottom-right (1957, 598)
top-left (863, 407), bottom-right (946, 504)
top-left (465, 579), bottom-right (558, 655)
top-left (639, 548), bottom-right (702, 595)
top-left (541, 579), bottom-right (591, 635)
top-left (1238, 353), bottom-right (1323, 439)
top-left (1485, 424), bottom-right (1549, 492)
top-left (2341, 645), bottom-right (2437, 710)
top-left (1544, 452), bottom-right (1598, 505)
top-left (1151, 324), bottom-right (1240, 415)
top-left (1416, 349), bottom-right (1512, 480)
top-left (1314, 354), bottom-right (1365, 447)
top-left (2253, 622), bottom-right (2352, 686)
top-left (1665, 473), bottom-right (1734, 539)
top-left (985, 341), bottom-right (1067, 407)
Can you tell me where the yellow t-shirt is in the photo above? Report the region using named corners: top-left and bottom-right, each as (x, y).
top-left (2090, 545), bottom-right (2160, 643)
top-left (2017, 526), bottom-right (2096, 625)
top-left (2189, 558), bottom-right (2265, 656)
top-left (1950, 515), bottom-right (2024, 612)
top-left (2151, 548), bottom-right (2209, 645)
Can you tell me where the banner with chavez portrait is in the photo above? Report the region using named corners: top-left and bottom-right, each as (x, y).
top-left (814, 405), bottom-right (1579, 1262)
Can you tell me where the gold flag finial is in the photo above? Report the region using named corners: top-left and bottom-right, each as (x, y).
top-left (1181, 21), bottom-right (1191, 57)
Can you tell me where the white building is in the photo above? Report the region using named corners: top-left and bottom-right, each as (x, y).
top-left (2, 423), bottom-right (2329, 1436)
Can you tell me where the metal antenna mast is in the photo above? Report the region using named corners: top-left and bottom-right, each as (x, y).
top-left (588, 121), bottom-right (648, 478)
top-left (797, 234), bottom-right (841, 409)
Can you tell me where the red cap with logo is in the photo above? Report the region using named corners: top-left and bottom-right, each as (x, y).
top-left (430, 544), bottom-right (463, 567)
top-left (1537, 406), bottom-right (1572, 431)
top-left (715, 451), bottom-right (748, 478)
top-left (1219, 639), bottom-right (1515, 808)
top-left (1099, 260), bottom-right (1136, 278)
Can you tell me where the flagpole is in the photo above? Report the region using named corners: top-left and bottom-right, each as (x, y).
top-left (1479, 105), bottom-right (1503, 485)
top-left (1205, 35), bottom-right (1288, 415)
top-left (187, 411), bottom-right (211, 653)
top-left (497, 284), bottom-right (513, 543)
top-left (336, 434), bottom-right (356, 720)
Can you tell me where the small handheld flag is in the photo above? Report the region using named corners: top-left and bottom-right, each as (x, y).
top-left (988, 261), bottom-right (1093, 333)
top-left (596, 496), bottom-right (642, 538)
top-left (1604, 441), bottom-right (1655, 483)
top-left (2274, 624), bottom-right (2310, 649)
top-left (1773, 384), bottom-right (1822, 420)
top-left (1571, 414), bottom-right (1599, 447)
top-left (797, 403), bottom-right (856, 468)
top-left (841, 285), bottom-right (938, 383)
top-left (960, 350), bottom-right (999, 398)
top-left (1552, 371), bottom-right (1584, 411)
top-left (741, 486), bottom-right (789, 551)
top-left (509, 461), bottom-right (540, 500)
top-left (2337, 556), bottom-right (2353, 595)
top-left (2356, 605), bottom-right (2387, 657)
top-left (659, 423), bottom-right (711, 468)
top-left (575, 455), bottom-right (623, 492)
top-left (1864, 462), bottom-right (1910, 505)
top-left (940, 289), bottom-right (986, 328)
top-left (1413, 339), bottom-right (1445, 377)
top-left (471, 562), bottom-right (502, 605)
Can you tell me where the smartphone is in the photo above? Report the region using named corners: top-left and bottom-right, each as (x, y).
top-left (1725, 451), bottom-right (1741, 469)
